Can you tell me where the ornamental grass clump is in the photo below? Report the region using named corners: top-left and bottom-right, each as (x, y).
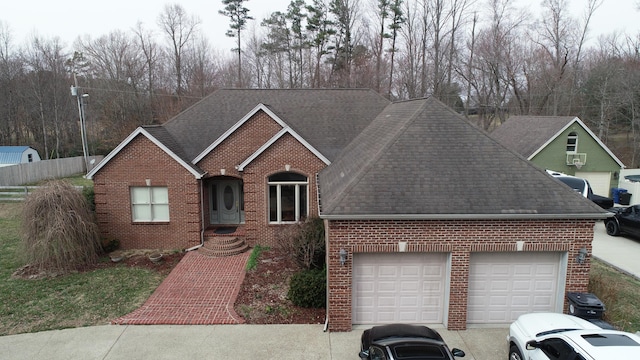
top-left (21, 180), bottom-right (101, 273)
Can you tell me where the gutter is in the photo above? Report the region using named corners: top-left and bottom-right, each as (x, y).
top-left (319, 212), bottom-right (612, 221)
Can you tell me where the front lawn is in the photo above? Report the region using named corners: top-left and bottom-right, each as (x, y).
top-left (0, 203), bottom-right (166, 336)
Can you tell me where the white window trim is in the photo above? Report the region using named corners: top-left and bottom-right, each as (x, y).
top-left (131, 186), bottom-right (170, 222)
top-left (566, 132), bottom-right (578, 153)
top-left (268, 179), bottom-right (308, 224)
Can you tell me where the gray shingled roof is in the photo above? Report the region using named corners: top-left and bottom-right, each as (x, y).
top-left (490, 116), bottom-right (576, 158)
top-left (142, 126), bottom-right (206, 177)
top-left (163, 89), bottom-right (390, 162)
top-left (318, 98), bottom-right (607, 219)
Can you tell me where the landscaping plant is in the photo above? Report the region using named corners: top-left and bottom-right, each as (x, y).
top-left (21, 180), bottom-right (102, 273)
top-left (288, 268), bottom-right (326, 308)
top-left (278, 216), bottom-right (325, 270)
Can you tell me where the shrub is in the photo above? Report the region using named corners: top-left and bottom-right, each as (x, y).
top-left (101, 238), bottom-right (120, 253)
top-left (21, 180), bottom-right (102, 273)
top-left (287, 268), bottom-right (326, 308)
top-left (82, 186), bottom-right (95, 212)
top-left (278, 217), bottom-right (325, 270)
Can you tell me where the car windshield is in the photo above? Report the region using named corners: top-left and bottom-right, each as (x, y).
top-left (556, 177), bottom-right (587, 194)
top-left (392, 344), bottom-right (447, 359)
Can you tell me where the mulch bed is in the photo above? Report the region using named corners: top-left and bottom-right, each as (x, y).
top-left (233, 248), bottom-right (326, 324)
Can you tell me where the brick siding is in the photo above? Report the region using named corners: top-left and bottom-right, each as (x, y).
top-left (93, 135), bottom-right (201, 250)
top-left (197, 110), bottom-right (327, 247)
top-left (94, 110), bottom-right (327, 249)
top-left (326, 219), bottom-right (594, 332)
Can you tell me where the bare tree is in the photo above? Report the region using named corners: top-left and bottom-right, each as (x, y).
top-left (134, 22), bottom-right (162, 124)
top-left (158, 3), bottom-right (200, 96)
top-left (24, 35), bottom-right (70, 158)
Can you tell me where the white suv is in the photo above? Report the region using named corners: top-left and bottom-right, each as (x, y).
top-left (508, 313), bottom-right (640, 360)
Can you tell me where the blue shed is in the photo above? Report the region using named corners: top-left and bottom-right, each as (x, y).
top-left (0, 146), bottom-right (41, 167)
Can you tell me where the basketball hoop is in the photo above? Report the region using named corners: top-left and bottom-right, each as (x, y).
top-left (575, 162), bottom-right (583, 169)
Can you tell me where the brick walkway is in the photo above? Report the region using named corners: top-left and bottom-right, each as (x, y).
top-left (112, 250), bottom-right (250, 325)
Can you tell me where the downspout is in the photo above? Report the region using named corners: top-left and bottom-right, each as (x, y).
top-left (186, 177), bottom-right (206, 252)
top-left (318, 173), bottom-right (330, 332)
top-left (323, 217), bottom-right (330, 332)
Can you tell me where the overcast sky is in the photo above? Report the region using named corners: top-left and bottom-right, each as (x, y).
top-left (2, 0), bottom-right (639, 52)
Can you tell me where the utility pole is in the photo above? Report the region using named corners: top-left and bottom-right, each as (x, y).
top-left (71, 73), bottom-right (89, 173)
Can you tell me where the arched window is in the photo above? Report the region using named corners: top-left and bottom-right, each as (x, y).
top-left (566, 132), bottom-right (578, 153)
top-left (268, 172), bottom-right (308, 223)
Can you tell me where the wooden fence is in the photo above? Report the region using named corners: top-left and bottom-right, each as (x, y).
top-left (0, 156), bottom-right (102, 186)
top-left (0, 185), bottom-right (84, 202)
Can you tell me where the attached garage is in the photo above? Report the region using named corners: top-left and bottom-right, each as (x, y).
top-left (467, 252), bottom-right (566, 324)
top-left (352, 253), bottom-right (448, 325)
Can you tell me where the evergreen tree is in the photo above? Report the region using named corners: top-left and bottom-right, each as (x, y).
top-left (219, 0), bottom-right (253, 87)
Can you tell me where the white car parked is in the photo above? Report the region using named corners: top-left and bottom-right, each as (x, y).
top-left (508, 313), bottom-right (640, 360)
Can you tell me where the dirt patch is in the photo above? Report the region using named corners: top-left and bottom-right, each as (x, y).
top-left (12, 251), bottom-right (185, 279)
top-left (234, 248), bottom-right (325, 324)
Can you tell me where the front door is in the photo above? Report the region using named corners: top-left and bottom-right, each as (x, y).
top-left (211, 180), bottom-right (243, 224)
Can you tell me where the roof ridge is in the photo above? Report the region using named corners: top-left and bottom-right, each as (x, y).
top-left (320, 99), bottom-right (428, 213)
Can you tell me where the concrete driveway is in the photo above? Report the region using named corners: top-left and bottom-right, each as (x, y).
top-left (592, 220), bottom-right (640, 279)
top-left (0, 324), bottom-right (507, 360)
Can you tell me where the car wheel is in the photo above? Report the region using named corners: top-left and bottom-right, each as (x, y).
top-left (509, 345), bottom-right (523, 360)
top-left (605, 220), bottom-right (620, 236)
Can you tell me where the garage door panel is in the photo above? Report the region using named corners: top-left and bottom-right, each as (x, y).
top-left (401, 266), bottom-right (421, 276)
top-left (512, 280), bottom-right (534, 291)
top-left (400, 280), bottom-right (420, 292)
top-left (490, 280), bottom-right (509, 291)
top-left (353, 253), bottom-right (447, 325)
top-left (378, 266), bottom-right (399, 277)
top-left (468, 252), bottom-right (563, 324)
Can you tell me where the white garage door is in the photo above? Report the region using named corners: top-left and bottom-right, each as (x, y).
top-left (353, 253), bottom-right (448, 325)
top-left (467, 252), bottom-right (564, 324)
top-left (576, 171), bottom-right (611, 197)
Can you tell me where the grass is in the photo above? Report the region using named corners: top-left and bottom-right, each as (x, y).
top-left (0, 202), bottom-right (165, 336)
top-left (246, 245), bottom-right (269, 271)
top-left (589, 259), bottom-right (640, 332)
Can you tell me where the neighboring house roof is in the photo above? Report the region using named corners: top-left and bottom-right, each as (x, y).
top-left (86, 126), bottom-right (206, 179)
top-left (164, 88), bottom-right (391, 162)
top-left (0, 146), bottom-right (37, 164)
top-left (490, 116), bottom-right (625, 167)
top-left (318, 98), bottom-right (609, 220)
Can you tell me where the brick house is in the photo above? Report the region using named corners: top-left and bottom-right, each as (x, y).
top-left (87, 89), bottom-right (608, 331)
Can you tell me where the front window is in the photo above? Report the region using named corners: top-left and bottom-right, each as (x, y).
top-left (131, 186), bottom-right (169, 222)
top-left (566, 132), bottom-right (578, 153)
top-left (268, 172), bottom-right (308, 223)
